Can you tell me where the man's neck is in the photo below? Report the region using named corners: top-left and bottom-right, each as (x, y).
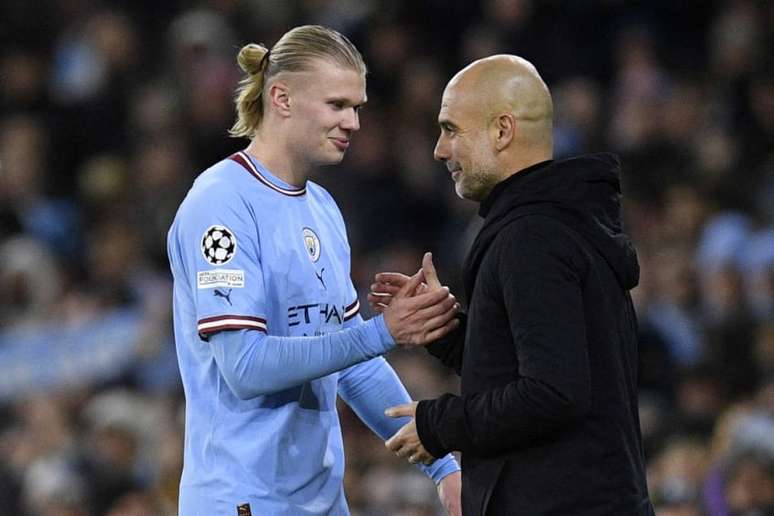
top-left (478, 157), bottom-right (553, 217)
top-left (499, 151), bottom-right (553, 183)
top-left (245, 135), bottom-right (310, 187)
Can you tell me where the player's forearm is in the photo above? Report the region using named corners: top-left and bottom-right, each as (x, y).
top-left (339, 358), bottom-right (460, 483)
top-left (210, 315), bottom-right (395, 399)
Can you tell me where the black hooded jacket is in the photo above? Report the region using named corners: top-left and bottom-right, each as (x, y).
top-left (415, 154), bottom-right (654, 515)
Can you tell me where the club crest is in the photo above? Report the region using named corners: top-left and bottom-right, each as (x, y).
top-left (302, 227), bottom-right (321, 262)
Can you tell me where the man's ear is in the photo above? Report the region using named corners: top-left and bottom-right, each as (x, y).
top-left (267, 81), bottom-right (291, 117)
top-left (492, 113), bottom-right (515, 151)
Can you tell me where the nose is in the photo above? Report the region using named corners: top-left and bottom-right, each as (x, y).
top-left (433, 134), bottom-right (449, 162)
top-left (341, 108), bottom-right (360, 132)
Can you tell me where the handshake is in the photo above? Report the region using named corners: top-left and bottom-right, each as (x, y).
top-left (369, 253), bottom-right (464, 516)
top-left (370, 252), bottom-right (461, 348)
top-left (368, 252), bottom-right (459, 468)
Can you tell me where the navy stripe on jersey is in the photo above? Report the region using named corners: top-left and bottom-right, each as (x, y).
top-left (197, 314), bottom-right (268, 335)
top-left (229, 152), bottom-right (306, 197)
top-left (343, 299), bottom-right (360, 321)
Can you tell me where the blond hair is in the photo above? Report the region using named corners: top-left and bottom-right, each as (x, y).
top-left (229, 25), bottom-right (367, 138)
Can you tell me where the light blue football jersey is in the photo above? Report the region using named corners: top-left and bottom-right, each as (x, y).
top-left (167, 151), bottom-right (457, 516)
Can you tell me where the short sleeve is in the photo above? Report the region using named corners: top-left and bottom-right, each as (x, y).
top-left (172, 187), bottom-right (269, 338)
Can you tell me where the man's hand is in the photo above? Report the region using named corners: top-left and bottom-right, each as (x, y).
top-left (438, 471), bottom-right (462, 516)
top-left (380, 260), bottom-right (459, 348)
top-left (369, 252), bottom-right (459, 313)
top-left (384, 402), bottom-right (435, 465)
top-left (368, 271), bottom-right (419, 313)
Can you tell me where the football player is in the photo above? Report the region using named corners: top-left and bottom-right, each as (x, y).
top-left (167, 25), bottom-right (461, 516)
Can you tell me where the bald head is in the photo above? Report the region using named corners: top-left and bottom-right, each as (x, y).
top-left (446, 54), bottom-right (553, 148)
top-left (434, 55), bottom-right (554, 201)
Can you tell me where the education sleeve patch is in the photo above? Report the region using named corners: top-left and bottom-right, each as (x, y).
top-left (197, 269), bottom-right (245, 289)
top-left (202, 225), bottom-right (237, 265)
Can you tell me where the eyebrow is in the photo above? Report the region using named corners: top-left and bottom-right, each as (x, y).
top-left (327, 96), bottom-right (368, 108)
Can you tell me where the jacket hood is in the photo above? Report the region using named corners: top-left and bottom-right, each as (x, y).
top-left (481, 153), bottom-right (640, 290)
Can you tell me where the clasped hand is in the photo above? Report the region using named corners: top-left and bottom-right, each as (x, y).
top-left (372, 252), bottom-right (459, 348)
top-left (384, 401), bottom-right (461, 516)
top-left (377, 253), bottom-right (462, 515)
top-left (376, 252), bottom-right (450, 466)
top-left (384, 401), bottom-right (434, 465)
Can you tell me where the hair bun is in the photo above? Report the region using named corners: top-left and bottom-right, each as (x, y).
top-left (237, 43), bottom-right (269, 75)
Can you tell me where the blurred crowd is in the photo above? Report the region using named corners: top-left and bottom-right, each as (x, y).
top-left (1, 1), bottom-right (773, 515)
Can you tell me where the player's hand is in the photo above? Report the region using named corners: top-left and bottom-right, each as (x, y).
top-left (370, 251), bottom-right (457, 312)
top-left (381, 268), bottom-right (459, 348)
top-left (368, 272), bottom-right (426, 313)
top-left (438, 471), bottom-right (462, 516)
top-left (420, 251), bottom-right (444, 290)
top-left (384, 402), bottom-right (435, 465)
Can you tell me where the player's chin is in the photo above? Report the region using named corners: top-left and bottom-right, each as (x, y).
top-left (318, 149), bottom-right (347, 166)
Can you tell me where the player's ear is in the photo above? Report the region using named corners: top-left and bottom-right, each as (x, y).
top-left (492, 113), bottom-right (515, 151)
top-left (268, 81), bottom-right (291, 117)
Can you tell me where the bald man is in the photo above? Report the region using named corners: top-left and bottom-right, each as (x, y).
top-left (372, 55), bottom-right (654, 515)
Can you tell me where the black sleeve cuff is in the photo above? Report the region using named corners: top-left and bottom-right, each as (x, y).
top-left (416, 399), bottom-right (451, 458)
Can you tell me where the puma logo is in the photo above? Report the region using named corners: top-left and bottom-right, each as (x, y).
top-left (315, 268), bottom-right (326, 290)
top-left (214, 288), bottom-right (233, 305)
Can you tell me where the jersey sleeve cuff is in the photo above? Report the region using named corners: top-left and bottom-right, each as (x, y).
top-left (365, 314), bottom-right (395, 354)
top-left (343, 299), bottom-right (360, 322)
top-left (420, 454), bottom-right (460, 484)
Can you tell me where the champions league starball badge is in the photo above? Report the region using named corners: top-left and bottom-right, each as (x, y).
top-left (201, 225), bottom-right (237, 265)
top-left (302, 227), bottom-right (321, 262)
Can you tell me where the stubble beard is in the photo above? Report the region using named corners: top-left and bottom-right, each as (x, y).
top-left (456, 152), bottom-right (499, 202)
